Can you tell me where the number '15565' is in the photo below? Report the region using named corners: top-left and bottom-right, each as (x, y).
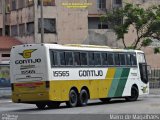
top-left (53, 71), bottom-right (69, 77)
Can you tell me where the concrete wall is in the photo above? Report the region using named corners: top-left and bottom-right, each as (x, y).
top-left (84, 29), bottom-right (122, 47)
top-left (35, 0), bottom-right (88, 44)
top-left (0, 14), bottom-right (2, 28)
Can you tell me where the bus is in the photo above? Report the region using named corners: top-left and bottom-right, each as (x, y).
top-left (10, 44), bottom-right (149, 109)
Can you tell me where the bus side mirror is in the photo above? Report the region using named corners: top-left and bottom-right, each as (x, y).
top-left (147, 65), bottom-right (151, 75)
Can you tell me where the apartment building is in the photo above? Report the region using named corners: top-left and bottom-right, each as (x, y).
top-left (0, 0), bottom-right (123, 45)
top-left (0, 0), bottom-right (88, 44)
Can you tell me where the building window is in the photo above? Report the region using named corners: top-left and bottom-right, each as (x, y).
top-left (19, 24), bottom-right (25, 36)
top-left (5, 25), bottom-right (10, 36)
top-left (27, 0), bottom-right (34, 7)
top-left (115, 0), bottom-right (122, 4)
top-left (11, 0), bottom-right (16, 10)
top-left (11, 25), bottom-right (18, 36)
top-left (27, 22), bottom-right (34, 35)
top-left (88, 17), bottom-right (108, 29)
top-left (38, 19), bottom-right (56, 33)
top-left (5, 0), bottom-right (10, 13)
top-left (97, 0), bottom-right (106, 10)
top-left (98, 23), bottom-right (108, 29)
top-left (0, 28), bottom-right (2, 36)
top-left (1, 54), bottom-right (10, 57)
top-left (38, 0), bottom-right (55, 6)
top-left (18, 0), bottom-right (25, 9)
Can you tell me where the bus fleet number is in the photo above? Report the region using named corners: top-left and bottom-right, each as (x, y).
top-left (53, 71), bottom-right (69, 77)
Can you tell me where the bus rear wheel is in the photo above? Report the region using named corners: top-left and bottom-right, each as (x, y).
top-left (100, 98), bottom-right (111, 103)
top-left (125, 86), bottom-right (139, 101)
top-left (66, 89), bottom-right (78, 107)
top-left (78, 89), bottom-right (89, 106)
top-left (36, 103), bottom-right (46, 109)
top-left (47, 102), bottom-right (60, 108)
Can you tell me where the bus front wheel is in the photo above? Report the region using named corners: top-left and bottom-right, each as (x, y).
top-left (125, 86), bottom-right (139, 101)
top-left (36, 103), bottom-right (46, 109)
top-left (66, 89), bottom-right (78, 107)
top-left (78, 89), bottom-right (89, 106)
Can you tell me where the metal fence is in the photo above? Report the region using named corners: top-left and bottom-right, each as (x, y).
top-left (149, 68), bottom-right (160, 89)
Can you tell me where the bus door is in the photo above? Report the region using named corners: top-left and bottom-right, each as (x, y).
top-left (137, 53), bottom-right (148, 84)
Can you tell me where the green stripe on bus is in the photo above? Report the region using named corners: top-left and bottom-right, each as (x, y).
top-left (114, 68), bottom-right (130, 97)
top-left (108, 68), bottom-right (123, 97)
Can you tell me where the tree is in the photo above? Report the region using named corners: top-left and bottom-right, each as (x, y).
top-left (101, 4), bottom-right (160, 52)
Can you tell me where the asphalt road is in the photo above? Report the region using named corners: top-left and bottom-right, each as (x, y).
top-left (0, 96), bottom-right (160, 114)
top-left (0, 96), bottom-right (160, 120)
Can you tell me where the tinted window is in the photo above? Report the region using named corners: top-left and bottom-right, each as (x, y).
top-left (59, 52), bottom-right (65, 65)
top-left (94, 53), bottom-right (101, 66)
top-left (101, 53), bottom-right (108, 65)
top-left (108, 53), bottom-right (114, 65)
top-left (114, 53), bottom-right (120, 65)
top-left (74, 52), bottom-right (81, 66)
top-left (126, 54), bottom-right (131, 65)
top-left (65, 52), bottom-right (73, 66)
top-left (131, 54), bottom-right (137, 66)
top-left (119, 54), bottom-right (126, 65)
top-left (80, 53), bottom-right (88, 66)
top-left (88, 52), bottom-right (95, 66)
top-left (50, 51), bottom-right (58, 66)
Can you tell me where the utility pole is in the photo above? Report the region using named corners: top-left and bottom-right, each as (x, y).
top-left (40, 0), bottom-right (44, 43)
top-left (2, 0), bottom-right (5, 36)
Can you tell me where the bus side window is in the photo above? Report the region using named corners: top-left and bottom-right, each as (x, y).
top-left (94, 53), bottom-right (101, 66)
top-left (65, 52), bottom-right (73, 66)
top-left (88, 52), bottom-right (95, 66)
top-left (59, 51), bottom-right (66, 66)
top-left (131, 54), bottom-right (137, 66)
top-left (119, 53), bottom-right (126, 65)
top-left (80, 52), bottom-right (88, 66)
top-left (74, 52), bottom-right (81, 66)
top-left (101, 53), bottom-right (108, 65)
top-left (108, 53), bottom-right (114, 66)
top-left (126, 54), bottom-right (131, 66)
top-left (50, 51), bottom-right (58, 66)
top-left (114, 53), bottom-right (120, 66)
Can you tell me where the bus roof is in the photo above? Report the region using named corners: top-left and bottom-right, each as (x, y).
top-left (12, 43), bottom-right (144, 53)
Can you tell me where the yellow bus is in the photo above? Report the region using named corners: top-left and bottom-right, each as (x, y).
top-left (10, 44), bottom-right (149, 109)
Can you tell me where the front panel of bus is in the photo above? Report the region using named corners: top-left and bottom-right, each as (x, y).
top-left (10, 44), bottom-right (49, 103)
top-left (137, 52), bottom-right (149, 95)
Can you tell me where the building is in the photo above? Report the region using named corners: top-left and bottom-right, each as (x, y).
top-left (0, 0), bottom-right (123, 44)
top-left (0, 0), bottom-right (88, 44)
top-left (0, 0), bottom-right (160, 67)
top-left (0, 36), bottom-right (22, 62)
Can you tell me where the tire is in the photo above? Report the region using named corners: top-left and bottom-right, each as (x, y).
top-left (66, 89), bottom-right (78, 107)
top-left (36, 103), bottom-right (46, 109)
top-left (100, 98), bottom-right (111, 103)
top-left (125, 86), bottom-right (139, 101)
top-left (78, 89), bottom-right (89, 106)
top-left (47, 102), bottom-right (60, 108)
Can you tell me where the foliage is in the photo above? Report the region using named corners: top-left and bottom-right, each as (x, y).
top-left (101, 3), bottom-right (160, 50)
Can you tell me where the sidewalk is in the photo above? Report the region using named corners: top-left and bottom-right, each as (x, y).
top-left (0, 88), bottom-right (11, 99)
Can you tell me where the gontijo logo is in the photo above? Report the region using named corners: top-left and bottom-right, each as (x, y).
top-left (19, 49), bottom-right (37, 58)
top-left (15, 49), bottom-right (41, 64)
